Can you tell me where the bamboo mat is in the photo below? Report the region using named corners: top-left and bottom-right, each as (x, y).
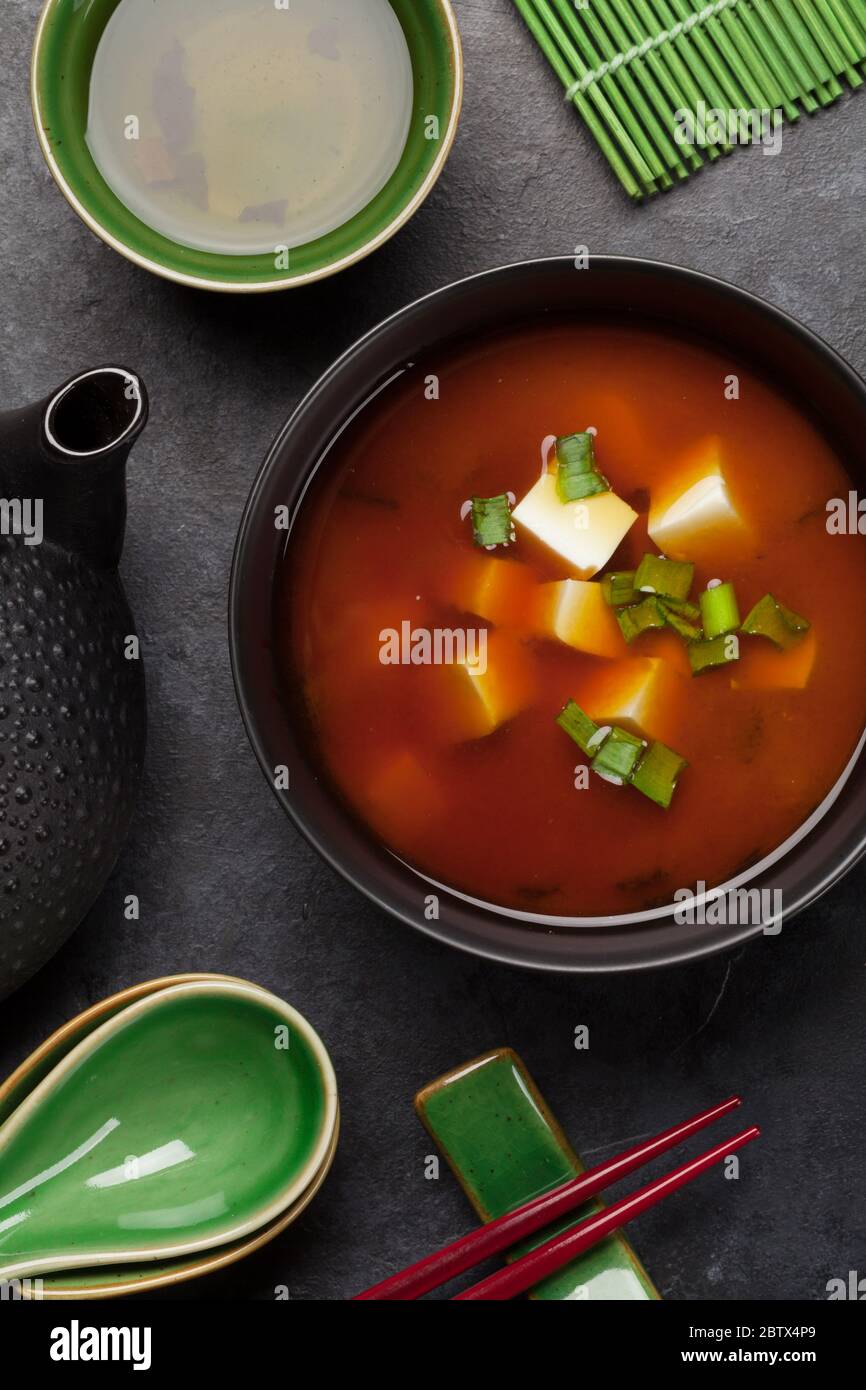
top-left (511, 0), bottom-right (866, 197)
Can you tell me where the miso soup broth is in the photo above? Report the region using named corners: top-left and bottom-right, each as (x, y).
top-left (86, 0), bottom-right (413, 255)
top-left (278, 324), bottom-right (866, 919)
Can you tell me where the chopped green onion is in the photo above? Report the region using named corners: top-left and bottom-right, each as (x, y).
top-left (602, 570), bottom-right (638, 607)
top-left (555, 699), bottom-right (608, 756)
top-left (699, 580), bottom-right (740, 640)
top-left (591, 726), bottom-right (646, 785)
top-left (556, 703), bottom-right (685, 810)
top-left (660, 600), bottom-right (703, 643)
top-left (471, 494), bottom-right (514, 548)
top-left (740, 593), bottom-right (810, 649)
top-left (632, 742), bottom-right (688, 809)
top-left (634, 553), bottom-right (695, 602)
top-left (559, 471), bottom-right (610, 501)
top-left (555, 432), bottom-right (609, 502)
top-left (660, 596), bottom-right (701, 621)
top-left (617, 596), bottom-right (667, 643)
top-left (689, 633), bottom-right (740, 675)
top-left (557, 431), bottom-right (595, 472)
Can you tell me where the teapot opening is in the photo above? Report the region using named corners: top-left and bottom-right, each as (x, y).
top-left (44, 367), bottom-right (144, 458)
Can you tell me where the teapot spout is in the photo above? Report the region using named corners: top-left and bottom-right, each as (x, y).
top-left (0, 366), bottom-right (148, 569)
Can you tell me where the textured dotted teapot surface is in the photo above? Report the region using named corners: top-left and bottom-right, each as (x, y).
top-left (0, 536), bottom-right (145, 999)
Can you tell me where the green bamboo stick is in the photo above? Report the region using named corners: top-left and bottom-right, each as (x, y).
top-left (800, 0), bottom-right (861, 84)
top-left (716, 1), bottom-right (784, 110)
top-left (751, 0), bottom-right (823, 110)
top-left (657, 0), bottom-right (749, 120)
top-left (548, 0), bottom-right (677, 187)
top-left (820, 0), bottom-right (866, 61)
top-left (558, 0), bottom-right (691, 180)
top-left (770, 0), bottom-right (843, 103)
top-left (806, 0), bottom-right (858, 68)
top-left (845, 0), bottom-right (866, 45)
top-left (680, 0), bottom-right (773, 112)
top-left (592, 0), bottom-right (708, 168)
top-left (825, 0), bottom-right (866, 54)
top-left (734, 0), bottom-right (806, 118)
top-left (531, 0), bottom-right (659, 193)
top-left (794, 0), bottom-right (850, 72)
top-left (510, 0), bottom-right (644, 197)
top-left (629, 0), bottom-right (731, 155)
top-left (638, 0), bottom-right (731, 108)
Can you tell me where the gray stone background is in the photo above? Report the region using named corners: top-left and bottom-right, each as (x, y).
top-left (1, 0), bottom-right (864, 1301)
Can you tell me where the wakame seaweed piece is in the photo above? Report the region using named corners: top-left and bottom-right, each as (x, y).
top-left (634, 553), bottom-right (695, 602)
top-left (617, 595), bottom-right (667, 643)
top-left (602, 570), bottom-right (638, 607)
top-left (659, 600), bottom-right (703, 643)
top-left (632, 742), bottom-right (688, 810)
top-left (555, 699), bottom-right (610, 757)
top-left (592, 726), bottom-right (646, 785)
top-left (740, 593), bottom-right (810, 649)
top-left (555, 432), bottom-right (609, 502)
top-left (471, 494), bottom-right (514, 548)
top-left (699, 581), bottom-right (740, 640)
top-left (689, 633), bottom-right (740, 675)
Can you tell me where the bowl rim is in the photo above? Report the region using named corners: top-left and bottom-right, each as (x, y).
top-left (0, 978), bottom-right (339, 1280)
top-left (30, 0), bottom-right (464, 293)
top-left (229, 253), bottom-right (866, 972)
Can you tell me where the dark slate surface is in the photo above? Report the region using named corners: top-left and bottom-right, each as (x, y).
top-left (1, 0), bottom-right (864, 1301)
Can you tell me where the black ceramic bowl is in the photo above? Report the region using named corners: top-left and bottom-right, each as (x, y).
top-left (230, 256), bottom-right (866, 972)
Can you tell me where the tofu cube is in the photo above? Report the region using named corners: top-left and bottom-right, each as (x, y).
top-left (513, 473), bottom-right (637, 578)
top-left (439, 629), bottom-right (536, 741)
top-left (732, 630), bottom-right (816, 690)
top-left (534, 579), bottom-right (626, 659)
top-left (450, 554), bottom-right (537, 630)
top-left (648, 437), bottom-right (749, 559)
top-left (578, 657), bottom-right (685, 746)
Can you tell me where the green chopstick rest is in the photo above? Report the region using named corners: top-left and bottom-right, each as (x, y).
top-left (415, 1047), bottom-right (659, 1300)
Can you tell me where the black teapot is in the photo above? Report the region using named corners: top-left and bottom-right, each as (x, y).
top-left (0, 367), bottom-right (147, 999)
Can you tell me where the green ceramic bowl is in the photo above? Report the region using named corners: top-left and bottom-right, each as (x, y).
top-left (31, 0), bottom-right (462, 292)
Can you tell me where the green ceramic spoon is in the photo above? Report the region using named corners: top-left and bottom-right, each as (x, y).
top-left (0, 981), bottom-right (338, 1281)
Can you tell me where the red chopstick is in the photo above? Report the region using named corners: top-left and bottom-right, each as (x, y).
top-left (453, 1124), bottom-right (760, 1300)
top-left (354, 1095), bottom-right (742, 1300)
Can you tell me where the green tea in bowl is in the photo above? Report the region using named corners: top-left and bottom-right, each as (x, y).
top-left (85, 0), bottom-right (414, 256)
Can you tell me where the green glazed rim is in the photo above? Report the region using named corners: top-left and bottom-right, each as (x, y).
top-left (31, 0), bottom-right (463, 292)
